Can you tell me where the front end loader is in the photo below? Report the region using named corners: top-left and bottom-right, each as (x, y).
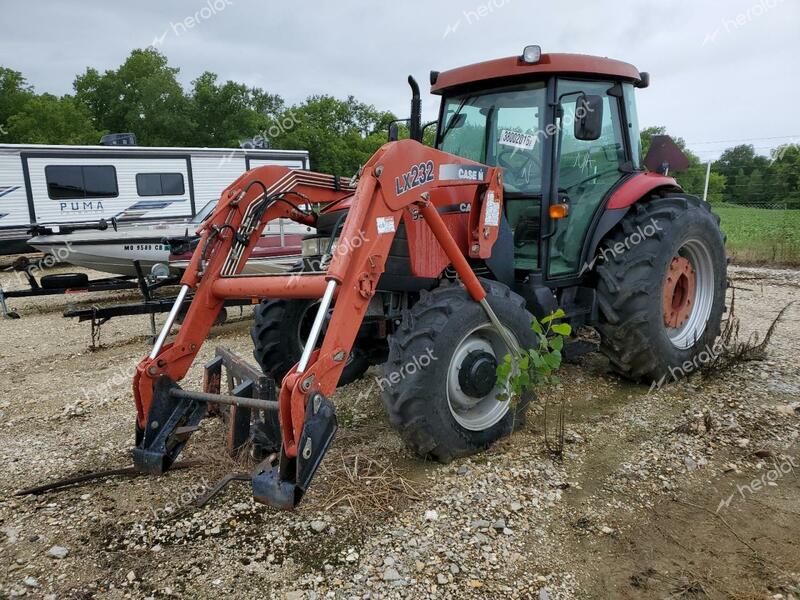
top-left (130, 47), bottom-right (727, 509)
top-left (132, 142), bottom-right (520, 508)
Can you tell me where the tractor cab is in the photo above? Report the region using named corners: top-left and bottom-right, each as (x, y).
top-left (431, 46), bottom-right (647, 282)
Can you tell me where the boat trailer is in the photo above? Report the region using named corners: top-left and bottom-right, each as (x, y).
top-left (1, 256), bottom-right (253, 346)
top-left (0, 256), bottom-right (181, 320)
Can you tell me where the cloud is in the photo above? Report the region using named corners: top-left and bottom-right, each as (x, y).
top-left (0, 0), bottom-right (796, 159)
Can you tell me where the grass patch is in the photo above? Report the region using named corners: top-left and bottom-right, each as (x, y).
top-left (713, 203), bottom-right (800, 266)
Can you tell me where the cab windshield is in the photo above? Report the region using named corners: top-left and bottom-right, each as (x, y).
top-left (192, 199), bottom-right (218, 224)
top-left (438, 82), bottom-right (548, 196)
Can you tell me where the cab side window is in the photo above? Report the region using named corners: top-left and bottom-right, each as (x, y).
top-left (548, 80), bottom-right (626, 277)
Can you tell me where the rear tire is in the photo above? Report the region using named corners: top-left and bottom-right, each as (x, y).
top-left (250, 298), bottom-right (369, 386)
top-left (595, 194), bottom-right (727, 383)
top-left (382, 279), bottom-right (536, 463)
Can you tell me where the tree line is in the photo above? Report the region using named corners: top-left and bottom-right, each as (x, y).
top-left (0, 48), bottom-right (395, 176)
top-left (1, 48), bottom-right (797, 209)
top-left (642, 127), bottom-right (799, 209)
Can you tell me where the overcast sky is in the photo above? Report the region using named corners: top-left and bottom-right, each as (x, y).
top-left (1, 0), bottom-right (797, 160)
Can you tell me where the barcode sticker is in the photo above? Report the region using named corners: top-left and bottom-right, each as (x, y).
top-left (484, 191), bottom-right (500, 227)
top-left (498, 129), bottom-right (536, 151)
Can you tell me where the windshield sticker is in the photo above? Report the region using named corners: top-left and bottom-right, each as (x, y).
top-left (498, 130), bottom-right (536, 151)
top-left (439, 164), bottom-right (487, 182)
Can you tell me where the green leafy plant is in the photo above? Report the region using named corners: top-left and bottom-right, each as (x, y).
top-left (496, 309), bottom-right (572, 402)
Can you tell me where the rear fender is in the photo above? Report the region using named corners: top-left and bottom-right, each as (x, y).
top-left (606, 172), bottom-right (681, 210)
top-left (586, 172), bottom-right (681, 260)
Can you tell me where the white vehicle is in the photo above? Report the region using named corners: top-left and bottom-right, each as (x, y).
top-left (0, 142), bottom-right (310, 255)
top-left (26, 201), bottom-right (312, 277)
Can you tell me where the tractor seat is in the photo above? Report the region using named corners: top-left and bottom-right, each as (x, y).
top-left (505, 200), bottom-right (540, 269)
top-left (511, 204), bottom-right (540, 248)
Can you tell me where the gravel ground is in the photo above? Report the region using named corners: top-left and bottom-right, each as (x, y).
top-left (0, 262), bottom-right (799, 599)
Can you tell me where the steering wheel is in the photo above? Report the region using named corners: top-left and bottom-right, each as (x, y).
top-left (496, 148), bottom-right (542, 191)
top-left (564, 167), bottom-right (621, 193)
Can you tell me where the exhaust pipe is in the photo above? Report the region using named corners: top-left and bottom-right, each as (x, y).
top-left (408, 76), bottom-right (422, 143)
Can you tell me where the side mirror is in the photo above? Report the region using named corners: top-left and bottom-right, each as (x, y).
top-left (574, 94), bottom-right (604, 141)
top-left (388, 122), bottom-right (399, 142)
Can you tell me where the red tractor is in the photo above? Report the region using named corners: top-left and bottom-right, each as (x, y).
top-left (132, 47), bottom-right (726, 509)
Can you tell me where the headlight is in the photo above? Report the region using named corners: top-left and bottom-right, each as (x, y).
top-left (521, 45), bottom-right (541, 64)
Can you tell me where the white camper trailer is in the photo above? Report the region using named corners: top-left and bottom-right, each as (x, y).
top-left (0, 143), bottom-right (310, 255)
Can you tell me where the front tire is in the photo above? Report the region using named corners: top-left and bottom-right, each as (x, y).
top-left (595, 194), bottom-right (727, 383)
top-left (250, 298), bottom-right (369, 386)
top-left (382, 280), bottom-right (536, 463)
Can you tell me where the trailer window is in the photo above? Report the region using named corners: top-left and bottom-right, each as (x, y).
top-left (136, 173), bottom-right (185, 197)
top-left (46, 165), bottom-right (118, 200)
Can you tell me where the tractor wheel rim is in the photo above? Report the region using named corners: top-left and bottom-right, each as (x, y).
top-left (447, 323), bottom-right (516, 431)
top-left (664, 238), bottom-right (715, 350)
top-left (663, 256), bottom-right (695, 329)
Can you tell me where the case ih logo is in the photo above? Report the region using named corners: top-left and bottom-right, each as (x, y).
top-left (0, 185), bottom-right (20, 198)
top-left (438, 164), bottom-right (487, 182)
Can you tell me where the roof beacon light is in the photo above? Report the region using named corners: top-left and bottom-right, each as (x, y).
top-left (521, 45), bottom-right (542, 64)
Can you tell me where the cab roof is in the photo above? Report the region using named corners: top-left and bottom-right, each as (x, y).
top-left (431, 53), bottom-right (644, 95)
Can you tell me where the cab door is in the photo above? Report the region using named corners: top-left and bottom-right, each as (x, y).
top-left (437, 82), bottom-right (549, 271)
top-left (545, 79), bottom-right (628, 279)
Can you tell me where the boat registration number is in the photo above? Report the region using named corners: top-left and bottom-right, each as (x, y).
top-left (123, 244), bottom-right (169, 252)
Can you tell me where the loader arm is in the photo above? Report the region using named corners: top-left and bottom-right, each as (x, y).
top-left (132, 168), bottom-right (354, 429)
top-left (132, 139), bottom-right (505, 508)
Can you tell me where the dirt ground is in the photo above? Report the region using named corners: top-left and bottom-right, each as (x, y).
top-left (0, 263), bottom-right (799, 599)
